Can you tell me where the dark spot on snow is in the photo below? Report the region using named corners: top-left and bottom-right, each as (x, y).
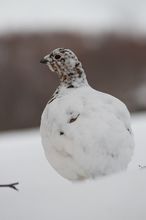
top-left (60, 131), bottom-right (64, 135)
top-left (69, 114), bottom-right (80, 123)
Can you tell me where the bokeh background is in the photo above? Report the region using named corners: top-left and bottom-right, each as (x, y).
top-left (0, 0), bottom-right (146, 131)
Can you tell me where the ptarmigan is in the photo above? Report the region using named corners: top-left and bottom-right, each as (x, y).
top-left (40, 48), bottom-right (134, 181)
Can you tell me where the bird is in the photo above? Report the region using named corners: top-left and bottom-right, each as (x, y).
top-left (40, 48), bottom-right (134, 181)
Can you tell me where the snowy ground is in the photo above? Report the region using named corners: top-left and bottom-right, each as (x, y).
top-left (0, 113), bottom-right (146, 220)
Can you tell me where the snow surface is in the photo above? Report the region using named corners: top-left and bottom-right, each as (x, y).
top-left (1, 0), bottom-right (146, 35)
top-left (0, 113), bottom-right (146, 220)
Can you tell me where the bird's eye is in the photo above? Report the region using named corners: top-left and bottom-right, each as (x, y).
top-left (55, 54), bottom-right (61, 59)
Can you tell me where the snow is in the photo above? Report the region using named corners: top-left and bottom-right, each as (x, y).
top-left (129, 113), bottom-right (146, 170)
top-left (1, 0), bottom-right (146, 35)
top-left (0, 113), bottom-right (146, 219)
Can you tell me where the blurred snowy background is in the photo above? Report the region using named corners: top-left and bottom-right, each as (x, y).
top-left (0, 0), bottom-right (146, 130)
top-left (0, 0), bottom-right (146, 219)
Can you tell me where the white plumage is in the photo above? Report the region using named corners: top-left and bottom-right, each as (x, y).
top-left (40, 48), bottom-right (134, 181)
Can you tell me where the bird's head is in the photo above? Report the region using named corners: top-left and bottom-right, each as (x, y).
top-left (40, 48), bottom-right (84, 81)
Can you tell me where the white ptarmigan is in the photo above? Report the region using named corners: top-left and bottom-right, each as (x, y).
top-left (40, 48), bottom-right (134, 181)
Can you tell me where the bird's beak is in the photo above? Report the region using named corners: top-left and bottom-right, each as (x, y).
top-left (40, 57), bottom-right (55, 72)
top-left (40, 58), bottom-right (48, 64)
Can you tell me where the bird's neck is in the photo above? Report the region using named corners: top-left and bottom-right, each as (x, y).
top-left (48, 66), bottom-right (88, 104)
top-left (58, 66), bottom-right (88, 89)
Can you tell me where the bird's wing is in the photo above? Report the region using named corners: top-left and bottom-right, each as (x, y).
top-left (107, 94), bottom-right (132, 134)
